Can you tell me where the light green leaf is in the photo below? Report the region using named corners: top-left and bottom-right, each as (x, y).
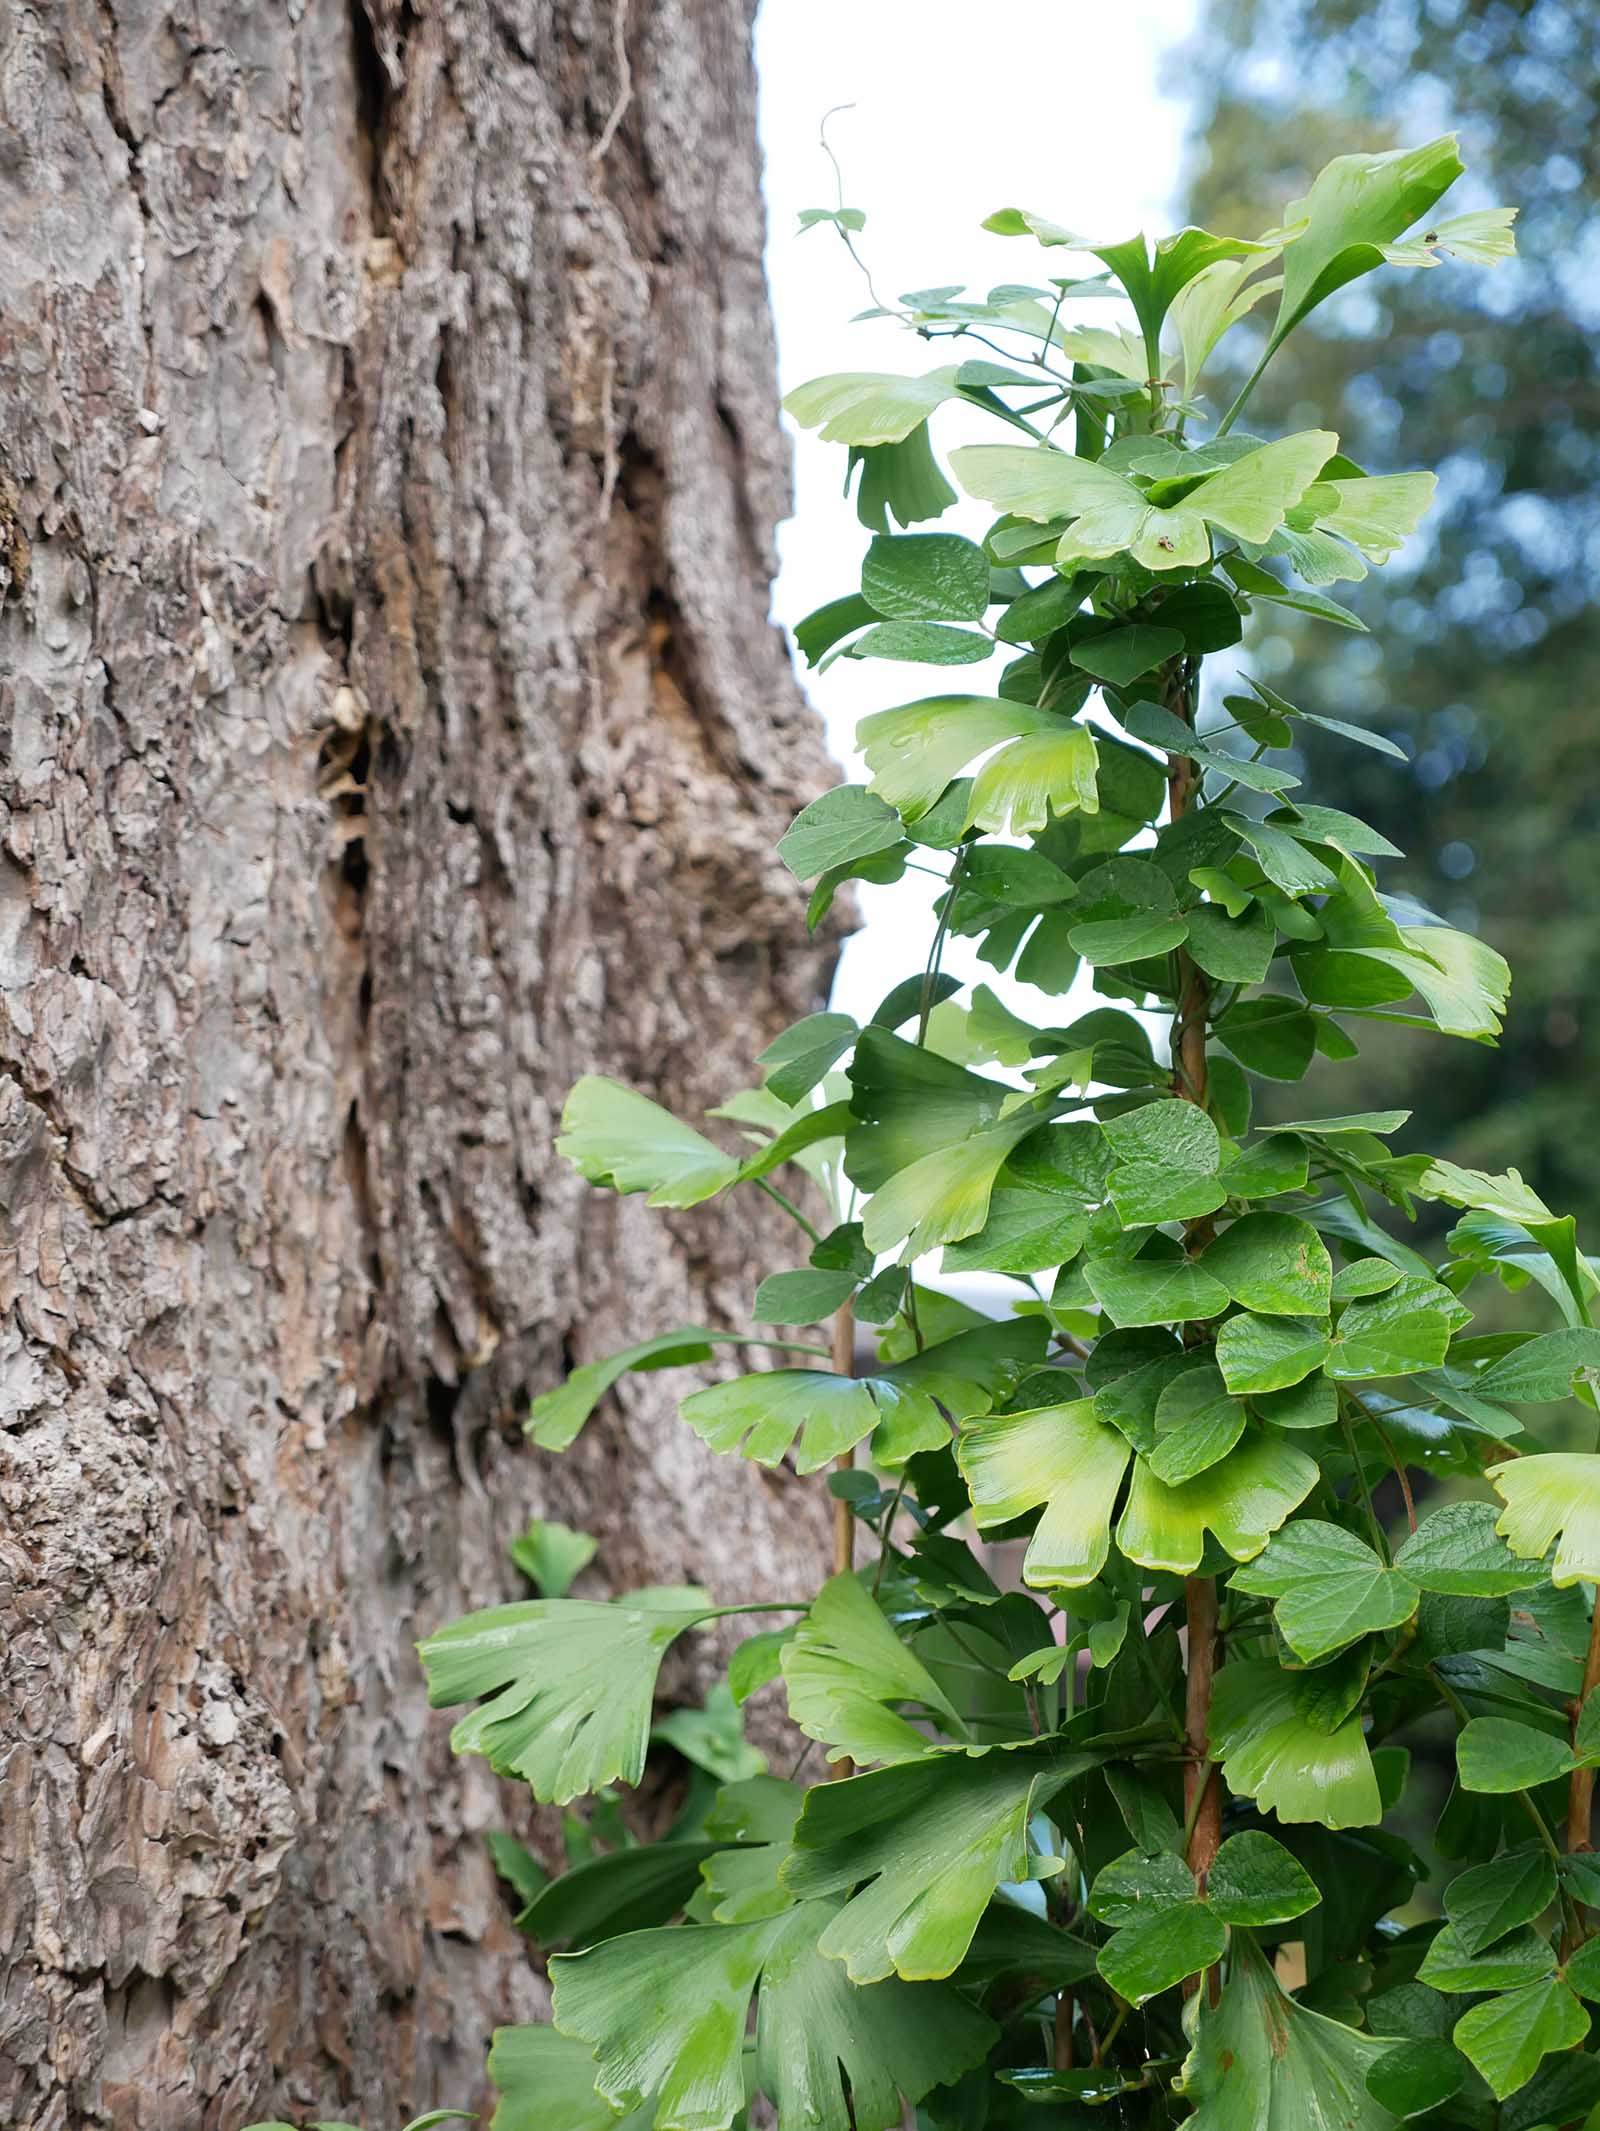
top-left (1451, 1977), bottom-right (1588, 2102)
top-left (654, 1685), bottom-right (766, 1786)
top-left (1417, 1921), bottom-right (1556, 1994)
top-left (861, 532), bottom-right (990, 621)
top-left (1069, 624), bottom-right (1184, 688)
top-left (1169, 255), bottom-right (1283, 398)
top-left (1330, 1260), bottom-right (1404, 1303)
top-left (1428, 207), bottom-right (1519, 263)
top-left (783, 1741), bottom-right (1090, 1982)
top-left (558, 1078), bottom-right (740, 1208)
top-left (752, 1269), bottom-right (857, 1325)
top-left (950, 432), bottom-right (1335, 575)
top-left (1181, 1937), bottom-right (1395, 2131)
top-left (1148, 1364), bottom-right (1246, 1486)
top-left (1084, 1241), bottom-right (1233, 1329)
top-left (853, 620), bottom-right (993, 665)
top-left (958, 1401), bottom-right (1132, 1589)
top-left (1116, 1437), bottom-right (1319, 1575)
top-left (1489, 1455), bottom-right (1600, 1587)
top-left (682, 1321), bottom-right (1042, 1475)
top-left (1443, 1848), bottom-right (1558, 1959)
top-left (1231, 1520), bottom-right (1418, 1662)
top-left (778, 785), bottom-right (906, 882)
top-left (1201, 1214), bottom-right (1333, 1317)
top-left (862, 1114), bottom-right (1040, 1257)
top-left (419, 1589), bottom-right (718, 1805)
top-left (528, 1321), bottom-right (728, 1457)
top-left (1215, 1313), bottom-right (1331, 1394)
top-left (1206, 1830), bottom-right (1321, 1926)
top-left (965, 724), bottom-right (1100, 835)
top-left (700, 1775), bottom-right (803, 1924)
top-left (784, 367), bottom-right (961, 446)
top-left (1103, 1098), bottom-right (1226, 1227)
top-left (782, 1571), bottom-right (965, 1766)
top-left (487, 2024), bottom-right (649, 2131)
top-left (941, 1172), bottom-right (1091, 1277)
top-left (550, 1898), bottom-right (996, 2131)
top-left (1394, 1502), bottom-right (1546, 1598)
top-left (1327, 1276), bottom-right (1466, 1380)
top-left (1456, 1719), bottom-right (1576, 1794)
top-left (1211, 1659), bottom-right (1382, 1827)
top-left (1268, 136), bottom-right (1467, 352)
top-left (1308, 472), bottom-right (1437, 563)
top-left (1479, 1333), bottom-right (1600, 1405)
top-left (1099, 1902), bottom-right (1227, 2005)
top-left (507, 1519), bottom-right (597, 1599)
top-left (758, 1013), bottom-right (858, 1105)
top-left (858, 696), bottom-right (1058, 821)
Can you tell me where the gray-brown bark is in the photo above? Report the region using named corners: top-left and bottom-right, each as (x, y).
top-left (0, 3), bottom-right (835, 2123)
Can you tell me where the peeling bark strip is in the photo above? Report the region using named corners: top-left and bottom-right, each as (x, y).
top-left (0, 3), bottom-right (835, 2123)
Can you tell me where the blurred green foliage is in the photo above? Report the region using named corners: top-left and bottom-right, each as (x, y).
top-left (1180, 0), bottom-right (1599, 1216)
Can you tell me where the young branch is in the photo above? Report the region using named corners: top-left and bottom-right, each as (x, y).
top-left (1569, 1594), bottom-right (1600, 1855)
top-left (1166, 659), bottom-right (1223, 1981)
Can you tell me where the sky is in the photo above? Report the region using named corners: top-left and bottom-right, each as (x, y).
top-left (754, 0), bottom-right (1199, 1023)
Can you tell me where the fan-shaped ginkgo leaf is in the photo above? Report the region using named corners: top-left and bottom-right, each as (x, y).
top-left (1210, 1659), bottom-right (1382, 1828)
top-left (419, 1589), bottom-right (721, 1805)
top-left (782, 1572), bottom-right (966, 1766)
top-left (1115, 1437), bottom-right (1319, 1575)
top-left (957, 1401), bottom-right (1132, 1588)
top-left (783, 1740), bottom-right (1094, 1984)
top-left (783, 368), bottom-right (962, 447)
top-left (550, 1897), bottom-right (997, 2131)
top-left (557, 1077), bottom-right (741, 1208)
top-left (1181, 1937), bottom-right (1396, 2131)
top-left (949, 433), bottom-right (1334, 574)
top-left (1488, 1455), bottom-right (1600, 1587)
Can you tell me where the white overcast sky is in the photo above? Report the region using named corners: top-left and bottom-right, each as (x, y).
top-left (755, 0), bottom-right (1199, 1021)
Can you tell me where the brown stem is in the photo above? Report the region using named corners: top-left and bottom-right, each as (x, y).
top-left (1054, 1989), bottom-right (1075, 2071)
top-left (1167, 663), bottom-right (1222, 2003)
top-left (1568, 1595), bottom-right (1600, 1855)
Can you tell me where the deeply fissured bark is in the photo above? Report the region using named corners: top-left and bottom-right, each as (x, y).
top-left (0, 2), bottom-right (834, 2122)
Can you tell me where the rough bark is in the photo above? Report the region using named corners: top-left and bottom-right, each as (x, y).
top-left (0, 3), bottom-right (836, 2123)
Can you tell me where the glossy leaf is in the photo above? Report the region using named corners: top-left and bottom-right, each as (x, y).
top-left (1205, 1830), bottom-right (1321, 1926)
top-left (783, 1741), bottom-right (1092, 1982)
top-left (1211, 1659), bottom-right (1382, 1827)
top-left (1201, 1213), bottom-right (1333, 1317)
top-left (1181, 1937), bottom-right (1395, 2131)
top-left (1451, 1977), bottom-right (1588, 2103)
top-left (1231, 1520), bottom-right (1419, 1661)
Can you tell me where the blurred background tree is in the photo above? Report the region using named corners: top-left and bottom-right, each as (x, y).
top-left (1178, 0), bottom-right (1599, 1219)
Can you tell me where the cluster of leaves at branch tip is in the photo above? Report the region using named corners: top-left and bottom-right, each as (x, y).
top-left (259, 135), bottom-right (1600, 2131)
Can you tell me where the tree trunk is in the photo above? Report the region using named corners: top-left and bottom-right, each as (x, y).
top-left (0, 3), bottom-right (835, 2123)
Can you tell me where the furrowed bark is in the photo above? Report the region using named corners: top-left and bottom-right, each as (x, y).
top-left (0, 3), bottom-right (834, 2124)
